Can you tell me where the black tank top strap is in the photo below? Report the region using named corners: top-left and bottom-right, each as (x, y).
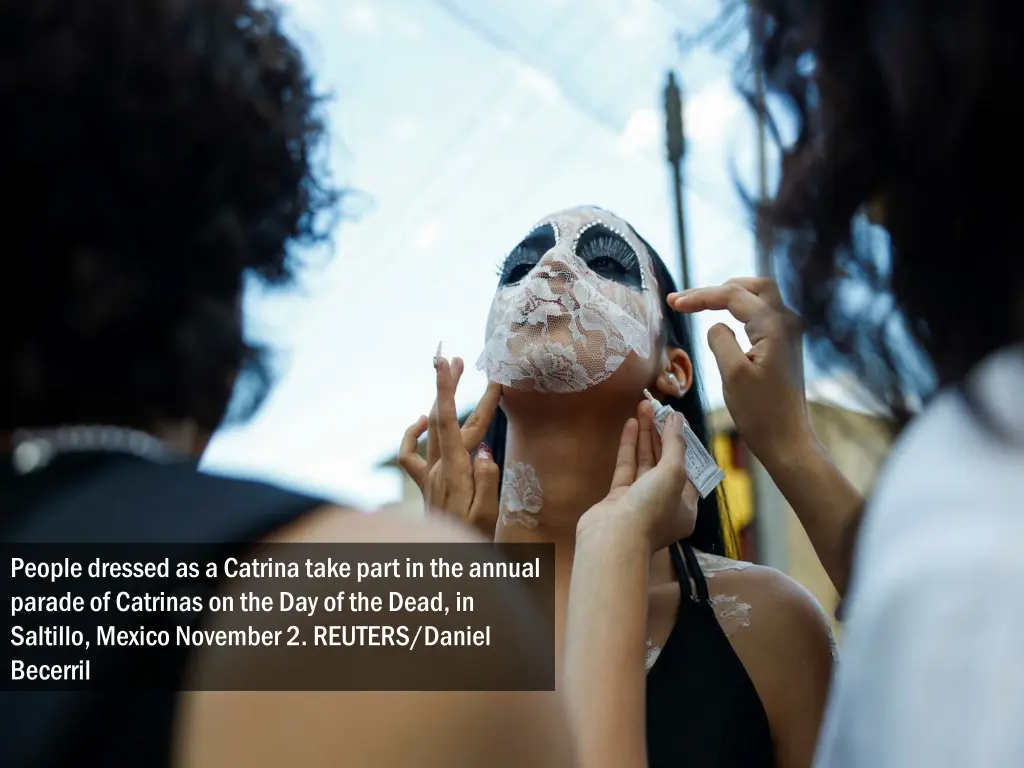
top-left (673, 541), bottom-right (710, 602)
top-left (668, 541), bottom-right (693, 600)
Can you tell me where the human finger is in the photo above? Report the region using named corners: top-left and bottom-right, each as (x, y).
top-left (707, 323), bottom-right (753, 386)
top-left (655, 412), bottom-right (688, 493)
top-left (666, 283), bottom-right (768, 324)
top-left (468, 444), bottom-right (500, 534)
top-left (435, 357), bottom-right (465, 466)
top-left (423, 471), bottom-right (445, 515)
top-left (398, 415), bottom-right (429, 487)
top-left (426, 400), bottom-right (440, 471)
top-left (724, 279), bottom-right (800, 346)
top-left (426, 343), bottom-right (445, 470)
top-left (462, 380), bottom-right (502, 450)
top-left (652, 419), bottom-right (663, 464)
top-left (636, 400), bottom-right (656, 478)
top-left (609, 418), bottom-right (639, 491)
top-left (723, 277), bottom-right (784, 309)
top-left (451, 356), bottom-right (465, 391)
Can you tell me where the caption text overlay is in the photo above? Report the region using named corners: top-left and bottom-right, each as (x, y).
top-left (2, 543), bottom-right (554, 691)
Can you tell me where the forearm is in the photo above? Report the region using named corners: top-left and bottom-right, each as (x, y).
top-left (563, 524), bottom-right (650, 768)
top-left (760, 438), bottom-right (864, 597)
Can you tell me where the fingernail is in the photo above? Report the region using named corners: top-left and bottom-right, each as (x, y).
top-left (476, 443), bottom-right (492, 462)
top-left (433, 340), bottom-right (443, 369)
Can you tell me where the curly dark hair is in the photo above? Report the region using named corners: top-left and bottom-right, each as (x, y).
top-left (746, 0), bottom-right (1024, 421)
top-left (2, 0), bottom-right (338, 433)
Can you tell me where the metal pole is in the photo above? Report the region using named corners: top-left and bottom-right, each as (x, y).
top-left (751, 5), bottom-right (771, 278)
top-left (664, 71), bottom-right (691, 290)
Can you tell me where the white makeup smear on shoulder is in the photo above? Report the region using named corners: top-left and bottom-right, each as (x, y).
top-left (645, 552), bottom-right (756, 668)
top-left (695, 552), bottom-right (752, 636)
top-left (695, 550), bottom-right (753, 578)
top-left (500, 462), bottom-right (543, 529)
top-left (699, 554), bottom-right (837, 654)
top-left (709, 594), bottom-right (752, 637)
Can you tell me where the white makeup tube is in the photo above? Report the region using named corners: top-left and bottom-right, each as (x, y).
top-left (642, 389), bottom-right (725, 499)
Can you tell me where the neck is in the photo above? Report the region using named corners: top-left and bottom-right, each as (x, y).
top-left (495, 395), bottom-right (640, 549)
top-left (494, 394), bottom-right (681, 667)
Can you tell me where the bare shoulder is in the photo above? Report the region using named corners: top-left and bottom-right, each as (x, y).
top-left (175, 506), bottom-right (573, 767)
top-left (694, 551), bottom-right (835, 755)
top-left (176, 689), bottom-right (572, 768)
top-left (265, 503), bottom-right (489, 545)
top-left (695, 550), bottom-right (835, 650)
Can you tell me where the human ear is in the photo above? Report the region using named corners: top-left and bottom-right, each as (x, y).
top-left (652, 346), bottom-right (693, 399)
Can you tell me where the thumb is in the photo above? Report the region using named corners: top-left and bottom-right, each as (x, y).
top-left (468, 445), bottom-right (500, 532)
top-left (657, 412), bottom-right (688, 480)
top-left (707, 323), bottom-right (750, 384)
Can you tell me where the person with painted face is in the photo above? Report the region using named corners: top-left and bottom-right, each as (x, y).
top-left (399, 206), bottom-right (835, 768)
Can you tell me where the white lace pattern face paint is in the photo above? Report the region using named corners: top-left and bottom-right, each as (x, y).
top-left (709, 594), bottom-right (751, 637)
top-left (695, 551), bottom-right (753, 578)
top-left (476, 206), bottom-right (663, 393)
top-left (500, 462), bottom-right (543, 529)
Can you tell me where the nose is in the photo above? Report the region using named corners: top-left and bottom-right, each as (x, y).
top-left (532, 246), bottom-right (577, 289)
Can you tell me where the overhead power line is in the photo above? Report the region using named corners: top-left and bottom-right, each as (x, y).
top-left (673, 0), bottom-right (747, 55)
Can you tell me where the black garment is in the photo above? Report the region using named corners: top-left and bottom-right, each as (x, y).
top-left (646, 542), bottom-right (775, 768)
top-left (0, 453), bottom-right (326, 767)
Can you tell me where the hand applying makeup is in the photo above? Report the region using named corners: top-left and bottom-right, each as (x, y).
top-left (667, 278), bottom-right (865, 596)
top-left (577, 400), bottom-right (698, 550)
top-left (398, 345), bottom-right (504, 538)
top-left (565, 401), bottom-right (697, 768)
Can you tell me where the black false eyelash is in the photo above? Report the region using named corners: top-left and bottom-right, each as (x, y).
top-left (498, 226), bottom-right (557, 283)
top-left (580, 233), bottom-right (639, 272)
top-left (497, 244), bottom-right (540, 284)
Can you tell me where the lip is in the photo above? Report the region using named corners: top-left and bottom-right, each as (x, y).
top-left (509, 313), bottom-right (573, 333)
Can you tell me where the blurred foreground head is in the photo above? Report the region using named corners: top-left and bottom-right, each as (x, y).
top-left (2, 0), bottom-right (337, 435)
top-left (752, 0), bottom-right (1024, 414)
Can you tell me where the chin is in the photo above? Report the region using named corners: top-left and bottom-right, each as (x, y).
top-left (595, 354), bottom-right (660, 395)
top-left (499, 352), bottom-right (657, 403)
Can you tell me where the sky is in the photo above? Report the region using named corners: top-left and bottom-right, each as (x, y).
top-left (201, 0), bottom-right (812, 508)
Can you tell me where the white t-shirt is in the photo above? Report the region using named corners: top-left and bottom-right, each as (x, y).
top-left (815, 347), bottom-right (1024, 767)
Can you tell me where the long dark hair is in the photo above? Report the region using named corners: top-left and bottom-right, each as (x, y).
top-left (743, 0), bottom-right (1024, 427)
top-left (482, 233), bottom-right (734, 556)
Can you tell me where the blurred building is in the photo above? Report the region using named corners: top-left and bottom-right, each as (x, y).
top-left (378, 390), bottom-right (895, 632)
top-left (707, 396), bottom-right (895, 634)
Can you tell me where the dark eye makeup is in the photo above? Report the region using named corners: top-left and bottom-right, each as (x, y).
top-left (497, 223), bottom-right (643, 288)
top-left (498, 225), bottom-right (556, 286)
top-left (576, 225), bottom-right (642, 288)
